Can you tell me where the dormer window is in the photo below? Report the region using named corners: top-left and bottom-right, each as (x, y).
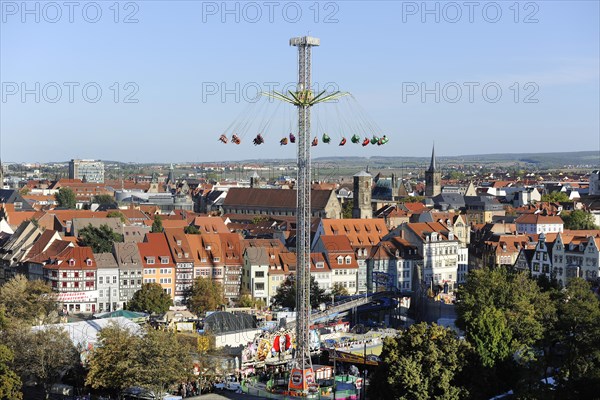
top-left (205, 245), bottom-right (211, 251)
top-left (68, 259), bottom-right (75, 266)
top-left (213, 257), bottom-right (220, 262)
top-left (337, 256), bottom-right (343, 264)
top-left (160, 257), bottom-right (169, 264)
top-left (86, 259), bottom-right (92, 267)
top-left (176, 240), bottom-right (182, 246)
top-left (184, 252), bottom-right (189, 258)
top-left (146, 257), bottom-right (155, 264)
top-left (316, 262), bottom-right (324, 269)
top-left (345, 256), bottom-right (351, 264)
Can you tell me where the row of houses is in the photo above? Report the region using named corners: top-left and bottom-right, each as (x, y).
top-left (0, 212), bottom-right (475, 314)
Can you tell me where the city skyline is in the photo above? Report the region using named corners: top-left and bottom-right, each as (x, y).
top-left (1, 1), bottom-right (599, 162)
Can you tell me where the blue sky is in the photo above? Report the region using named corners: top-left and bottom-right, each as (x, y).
top-left (1, 0), bottom-right (598, 163)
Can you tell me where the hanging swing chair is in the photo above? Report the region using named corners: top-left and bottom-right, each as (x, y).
top-left (339, 137), bottom-right (347, 146)
top-left (253, 134), bottom-right (265, 146)
top-left (378, 135), bottom-right (389, 145)
top-left (232, 134), bottom-right (241, 145)
top-left (289, 133), bottom-right (296, 143)
top-left (322, 133), bottom-right (331, 144)
top-left (362, 138), bottom-right (370, 146)
top-left (351, 134), bottom-right (361, 144)
top-left (312, 137), bottom-right (319, 146)
top-left (371, 136), bottom-right (380, 145)
top-left (218, 134), bottom-right (228, 144)
top-left (280, 137), bottom-right (288, 146)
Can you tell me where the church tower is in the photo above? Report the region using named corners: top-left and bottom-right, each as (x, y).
top-left (425, 145), bottom-right (441, 197)
top-left (353, 171), bottom-right (372, 219)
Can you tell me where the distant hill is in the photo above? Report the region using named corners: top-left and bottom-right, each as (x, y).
top-left (240, 151), bottom-right (599, 169)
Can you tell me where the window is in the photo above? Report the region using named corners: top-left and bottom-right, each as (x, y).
top-left (123, 280), bottom-right (128, 286)
top-left (146, 257), bottom-right (155, 265)
top-left (86, 259), bottom-right (92, 266)
top-left (337, 256), bottom-right (343, 265)
top-left (160, 257), bottom-right (169, 264)
top-left (62, 282), bottom-right (67, 287)
top-left (113, 276), bottom-right (117, 284)
top-left (69, 259), bottom-right (75, 266)
top-left (99, 277), bottom-right (103, 284)
top-left (255, 271), bottom-right (264, 278)
top-left (99, 289), bottom-right (103, 297)
top-left (254, 283), bottom-right (265, 291)
top-left (345, 256), bottom-right (351, 264)
top-left (74, 282), bottom-right (79, 288)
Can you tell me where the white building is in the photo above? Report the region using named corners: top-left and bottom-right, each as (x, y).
top-left (95, 252), bottom-right (121, 312)
top-left (69, 159), bottom-right (105, 183)
top-left (401, 222), bottom-right (464, 291)
top-left (515, 214), bottom-right (564, 234)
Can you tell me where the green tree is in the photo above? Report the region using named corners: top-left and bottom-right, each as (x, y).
top-left (455, 267), bottom-right (556, 397)
top-left (78, 223), bottom-right (124, 253)
top-left (133, 328), bottom-right (193, 397)
top-left (562, 210), bottom-right (598, 230)
top-left (0, 307), bottom-right (22, 400)
top-left (128, 283), bottom-right (173, 314)
top-left (151, 215), bottom-right (163, 233)
top-left (456, 267), bottom-right (552, 364)
top-left (185, 277), bottom-right (224, 315)
top-left (184, 225), bottom-right (200, 234)
top-left (85, 323), bottom-right (141, 394)
top-left (272, 275), bottom-right (326, 309)
top-left (0, 275), bottom-right (58, 325)
top-left (8, 326), bottom-right (80, 392)
top-left (369, 322), bottom-right (471, 400)
top-left (341, 200), bottom-right (353, 219)
top-left (401, 196), bottom-right (425, 203)
top-left (93, 194), bottom-right (116, 205)
top-left (331, 283), bottom-right (349, 298)
top-left (551, 278), bottom-right (600, 398)
top-left (86, 325), bottom-right (193, 398)
top-left (54, 187), bottom-right (76, 209)
top-left (466, 306), bottom-right (513, 368)
top-left (107, 211), bottom-right (126, 223)
top-left (540, 191), bottom-right (570, 203)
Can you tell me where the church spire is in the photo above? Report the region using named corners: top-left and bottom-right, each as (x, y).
top-left (428, 144), bottom-right (436, 172)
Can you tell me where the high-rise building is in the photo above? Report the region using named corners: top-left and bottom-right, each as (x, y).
top-left (352, 170), bottom-right (373, 219)
top-left (69, 159), bottom-right (104, 183)
top-left (425, 146), bottom-right (441, 197)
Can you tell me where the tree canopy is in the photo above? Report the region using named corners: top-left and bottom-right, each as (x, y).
top-left (551, 278), bottom-right (600, 398)
top-left (540, 191), bottom-right (571, 203)
top-left (0, 275), bottom-right (58, 325)
top-left (128, 283), bottom-right (173, 314)
top-left (184, 225), bottom-right (200, 234)
top-left (369, 322), bottom-right (471, 400)
top-left (86, 324), bottom-right (193, 396)
top-left (0, 307), bottom-right (22, 400)
top-left (185, 277), bottom-right (224, 315)
top-left (93, 194), bottom-right (116, 205)
top-left (272, 275), bottom-right (326, 310)
top-left (151, 215), bottom-right (163, 233)
top-left (331, 282), bottom-right (349, 298)
top-left (54, 187), bottom-right (76, 209)
top-left (561, 210), bottom-right (598, 230)
top-left (78, 223), bottom-right (124, 253)
top-left (106, 211), bottom-right (126, 223)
